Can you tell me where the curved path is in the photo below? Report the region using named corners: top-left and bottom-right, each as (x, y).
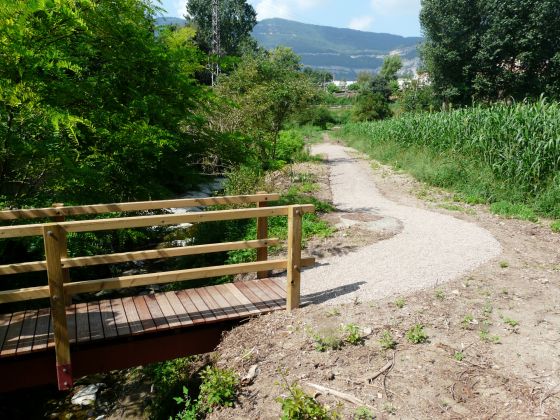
top-left (301, 143), bottom-right (502, 305)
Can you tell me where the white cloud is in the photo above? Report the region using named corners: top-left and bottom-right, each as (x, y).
top-left (348, 16), bottom-right (374, 31)
top-left (254, 0), bottom-right (293, 20)
top-left (252, 0), bottom-right (328, 20)
top-left (370, 0), bottom-right (421, 15)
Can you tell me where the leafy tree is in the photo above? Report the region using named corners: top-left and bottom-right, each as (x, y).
top-left (0, 0), bottom-right (211, 207)
top-left (398, 79), bottom-right (439, 112)
top-left (352, 92), bottom-right (391, 122)
top-left (421, 0), bottom-right (560, 103)
top-left (379, 55), bottom-right (403, 80)
top-left (303, 67), bottom-right (333, 84)
top-left (186, 0), bottom-right (257, 56)
top-left (214, 47), bottom-right (317, 166)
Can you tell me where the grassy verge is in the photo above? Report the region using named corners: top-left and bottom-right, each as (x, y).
top-left (339, 100), bottom-right (560, 224)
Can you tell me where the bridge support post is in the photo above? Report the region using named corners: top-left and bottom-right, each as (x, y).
top-left (256, 193), bottom-right (269, 279)
top-left (43, 224), bottom-right (73, 390)
top-left (286, 206), bottom-right (302, 311)
top-left (52, 203), bottom-right (72, 306)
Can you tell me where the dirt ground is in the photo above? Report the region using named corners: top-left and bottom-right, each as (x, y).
top-left (206, 144), bottom-right (560, 419)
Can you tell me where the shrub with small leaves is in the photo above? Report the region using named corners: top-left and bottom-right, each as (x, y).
top-left (405, 324), bottom-right (428, 344)
top-left (277, 382), bottom-right (337, 419)
top-left (344, 324), bottom-right (364, 345)
top-left (354, 406), bottom-right (375, 419)
top-left (379, 330), bottom-right (397, 350)
top-left (394, 297), bottom-right (406, 309)
top-left (197, 366), bottom-right (239, 414)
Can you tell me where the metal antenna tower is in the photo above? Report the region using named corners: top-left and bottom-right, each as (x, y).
top-left (211, 0), bottom-right (220, 86)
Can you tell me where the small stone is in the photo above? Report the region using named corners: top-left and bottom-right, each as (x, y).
top-left (452, 290), bottom-right (460, 295)
top-left (95, 416), bottom-right (106, 420)
top-left (325, 372), bottom-right (335, 381)
top-left (71, 383), bottom-right (101, 406)
top-left (541, 278), bottom-right (549, 284)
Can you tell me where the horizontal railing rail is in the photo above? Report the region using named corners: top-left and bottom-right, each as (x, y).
top-left (0, 193), bottom-right (313, 391)
top-left (0, 193), bottom-right (280, 220)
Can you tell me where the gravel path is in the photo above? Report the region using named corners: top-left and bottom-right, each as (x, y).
top-left (301, 143), bottom-right (502, 305)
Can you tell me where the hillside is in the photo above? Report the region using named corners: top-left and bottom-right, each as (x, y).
top-left (253, 18), bottom-right (422, 79)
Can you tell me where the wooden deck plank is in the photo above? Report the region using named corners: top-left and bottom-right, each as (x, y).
top-left (0, 312), bottom-right (12, 350)
top-left (154, 293), bottom-right (182, 329)
top-left (222, 283), bottom-right (261, 315)
top-left (75, 303), bottom-right (90, 343)
top-left (111, 299), bottom-right (131, 337)
top-left (31, 308), bottom-right (50, 351)
top-left (66, 304), bottom-right (77, 344)
top-left (195, 287), bottom-right (229, 320)
top-left (235, 281), bottom-right (274, 311)
top-left (214, 284), bottom-right (252, 317)
top-left (239, 280), bottom-right (279, 310)
top-left (176, 290), bottom-right (207, 324)
top-left (259, 279), bottom-right (287, 307)
top-left (210, 285), bottom-right (245, 318)
top-left (132, 296), bottom-right (157, 332)
top-left (183, 288), bottom-right (217, 322)
top-left (263, 277), bottom-right (286, 298)
top-left (122, 297), bottom-right (144, 335)
top-left (99, 299), bottom-right (118, 338)
top-left (1, 311), bottom-right (25, 356)
top-left (15, 309), bottom-right (38, 354)
top-left (163, 292), bottom-right (193, 326)
top-left (143, 295), bottom-right (169, 330)
top-left (252, 280), bottom-right (284, 310)
top-left (88, 301), bottom-right (104, 341)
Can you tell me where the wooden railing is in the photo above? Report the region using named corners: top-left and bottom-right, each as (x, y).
top-left (0, 193), bottom-right (314, 389)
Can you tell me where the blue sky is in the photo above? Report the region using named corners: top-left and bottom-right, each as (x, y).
top-left (158, 0), bottom-right (422, 37)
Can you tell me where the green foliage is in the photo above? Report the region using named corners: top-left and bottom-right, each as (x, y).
top-left (344, 323), bottom-right (364, 345)
top-left (398, 79), bottom-right (439, 113)
top-left (296, 106), bottom-right (336, 129)
top-left (394, 297), bottom-right (406, 309)
top-left (170, 365), bottom-right (239, 419)
top-left (0, 0), bottom-right (215, 209)
top-left (379, 330), bottom-right (397, 350)
top-left (352, 92), bottom-right (391, 122)
top-left (421, 0), bottom-right (560, 103)
top-left (277, 382), bottom-right (337, 420)
top-left (276, 130), bottom-right (307, 163)
top-left (461, 314), bottom-right (474, 329)
top-left (379, 55), bottom-right (402, 81)
top-left (453, 352), bottom-right (464, 361)
top-left (552, 221), bottom-right (560, 233)
top-left (490, 202), bottom-right (538, 222)
top-left (340, 100), bottom-right (560, 219)
top-left (353, 406), bottom-right (375, 420)
top-left (502, 317), bottom-right (519, 328)
top-left (435, 289), bottom-right (445, 300)
top-left (405, 324), bottom-right (428, 344)
top-left (215, 47), bottom-right (318, 167)
top-left (197, 366), bottom-right (239, 414)
top-left (186, 0), bottom-right (256, 56)
top-left (173, 387), bottom-right (198, 420)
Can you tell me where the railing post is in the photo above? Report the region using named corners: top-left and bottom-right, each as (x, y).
top-left (43, 224), bottom-right (73, 390)
top-left (52, 203), bottom-right (72, 306)
top-left (286, 205), bottom-right (302, 311)
top-left (256, 192), bottom-right (269, 279)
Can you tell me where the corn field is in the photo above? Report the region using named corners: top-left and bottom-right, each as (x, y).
top-left (341, 99), bottom-right (560, 194)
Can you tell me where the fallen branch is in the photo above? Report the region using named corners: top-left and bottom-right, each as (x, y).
top-left (365, 351), bottom-right (396, 384)
top-left (305, 382), bottom-right (367, 406)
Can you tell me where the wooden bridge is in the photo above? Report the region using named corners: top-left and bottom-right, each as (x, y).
top-left (0, 194), bottom-right (314, 392)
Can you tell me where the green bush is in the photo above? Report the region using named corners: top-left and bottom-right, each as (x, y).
top-left (276, 130), bottom-right (308, 163)
top-left (277, 382), bottom-right (338, 419)
top-left (297, 106), bottom-right (336, 129)
top-left (405, 324), bottom-right (429, 344)
top-left (197, 366), bottom-right (239, 414)
top-left (352, 92), bottom-right (391, 122)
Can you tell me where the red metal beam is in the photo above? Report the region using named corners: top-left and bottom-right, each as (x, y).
top-left (0, 320), bottom-right (238, 393)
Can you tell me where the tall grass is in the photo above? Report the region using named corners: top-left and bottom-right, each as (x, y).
top-left (340, 99), bottom-right (560, 218)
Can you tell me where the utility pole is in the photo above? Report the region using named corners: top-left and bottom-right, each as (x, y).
top-left (211, 0), bottom-right (220, 86)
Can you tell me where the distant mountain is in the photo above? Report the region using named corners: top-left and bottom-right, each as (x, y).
top-left (155, 17), bottom-right (187, 27)
top-left (253, 18), bottom-right (422, 80)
